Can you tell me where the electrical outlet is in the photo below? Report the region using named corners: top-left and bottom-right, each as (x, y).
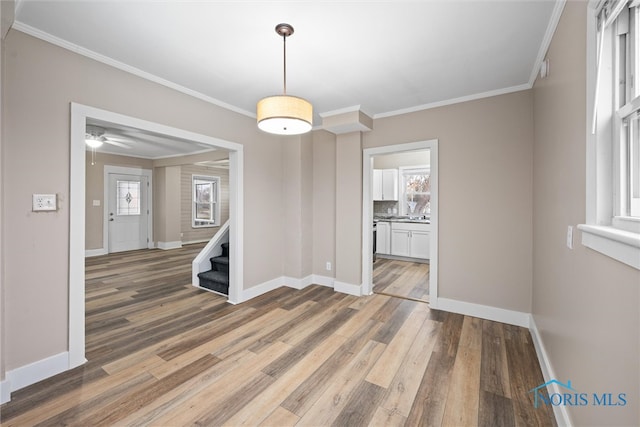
top-left (32, 194), bottom-right (57, 211)
top-left (326, 262), bottom-right (332, 271)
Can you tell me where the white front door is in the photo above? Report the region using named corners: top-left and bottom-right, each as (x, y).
top-left (108, 173), bottom-right (149, 253)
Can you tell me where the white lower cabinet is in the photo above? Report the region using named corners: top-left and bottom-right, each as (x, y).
top-left (391, 229), bottom-right (411, 257)
top-left (409, 229), bottom-right (430, 259)
top-left (390, 222), bottom-right (430, 259)
top-left (376, 221), bottom-right (391, 254)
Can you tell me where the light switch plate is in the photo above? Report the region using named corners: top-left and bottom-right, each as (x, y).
top-left (32, 194), bottom-right (57, 211)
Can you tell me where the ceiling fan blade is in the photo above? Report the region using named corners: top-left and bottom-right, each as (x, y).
top-left (102, 133), bottom-right (134, 142)
top-left (103, 138), bottom-right (132, 149)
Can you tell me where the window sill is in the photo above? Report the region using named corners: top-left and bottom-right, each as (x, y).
top-left (577, 224), bottom-right (640, 270)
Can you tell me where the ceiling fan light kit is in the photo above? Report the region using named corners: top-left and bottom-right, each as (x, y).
top-left (257, 23), bottom-right (313, 136)
top-left (85, 125), bottom-right (105, 148)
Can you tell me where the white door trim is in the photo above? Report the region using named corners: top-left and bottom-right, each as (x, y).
top-left (361, 139), bottom-right (439, 305)
top-left (104, 166), bottom-right (153, 252)
top-left (70, 102), bottom-right (244, 369)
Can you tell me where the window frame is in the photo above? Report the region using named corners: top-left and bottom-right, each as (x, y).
top-left (192, 174), bottom-right (220, 228)
top-left (579, 0), bottom-right (640, 270)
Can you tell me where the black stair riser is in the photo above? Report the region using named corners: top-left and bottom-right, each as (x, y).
top-left (209, 256), bottom-right (229, 272)
top-left (199, 279), bottom-right (229, 295)
top-left (212, 263), bottom-right (229, 274)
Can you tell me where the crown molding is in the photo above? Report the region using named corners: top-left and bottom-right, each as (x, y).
top-left (12, 22), bottom-right (256, 119)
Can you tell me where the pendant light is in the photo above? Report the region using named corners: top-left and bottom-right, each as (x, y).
top-left (257, 23), bottom-right (313, 135)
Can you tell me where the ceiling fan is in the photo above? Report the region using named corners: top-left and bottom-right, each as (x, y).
top-left (85, 125), bottom-right (133, 149)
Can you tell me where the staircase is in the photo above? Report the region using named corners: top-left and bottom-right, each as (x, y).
top-left (197, 242), bottom-right (229, 295)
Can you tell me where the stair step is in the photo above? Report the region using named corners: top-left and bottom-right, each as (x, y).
top-left (210, 256), bottom-right (229, 265)
top-left (198, 270), bottom-right (229, 285)
top-left (221, 242), bottom-right (229, 257)
top-left (197, 270), bottom-right (229, 295)
top-left (210, 256), bottom-right (229, 274)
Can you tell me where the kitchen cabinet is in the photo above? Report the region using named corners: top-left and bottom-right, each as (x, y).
top-left (391, 228), bottom-right (411, 257)
top-left (390, 222), bottom-right (430, 259)
top-left (376, 221), bottom-right (391, 254)
top-left (409, 228), bottom-right (430, 259)
top-left (373, 169), bottom-right (398, 201)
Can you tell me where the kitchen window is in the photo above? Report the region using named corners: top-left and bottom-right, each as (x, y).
top-left (580, 0), bottom-right (640, 269)
top-left (399, 167), bottom-right (431, 217)
top-left (192, 175), bottom-right (220, 228)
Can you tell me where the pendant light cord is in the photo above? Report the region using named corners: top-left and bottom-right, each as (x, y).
top-left (283, 32), bottom-right (287, 95)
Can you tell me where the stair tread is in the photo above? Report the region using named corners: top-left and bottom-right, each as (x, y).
top-left (197, 270), bottom-right (229, 284)
top-left (210, 256), bottom-right (229, 265)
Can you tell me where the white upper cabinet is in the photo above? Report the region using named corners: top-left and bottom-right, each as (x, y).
top-left (373, 169), bottom-right (398, 201)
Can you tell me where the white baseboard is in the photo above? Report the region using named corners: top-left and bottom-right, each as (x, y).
top-left (529, 315), bottom-right (572, 427)
top-left (334, 280), bottom-right (362, 296)
top-left (157, 241), bottom-right (182, 250)
top-left (432, 297), bottom-right (530, 327)
top-left (283, 275), bottom-right (336, 290)
top-left (182, 238), bottom-right (212, 245)
top-left (85, 248), bottom-right (107, 257)
top-left (1, 378), bottom-right (11, 404)
top-left (239, 276), bottom-right (284, 303)
top-left (283, 275), bottom-right (313, 290)
top-left (239, 274), bottom-right (346, 303)
top-left (310, 274), bottom-right (335, 288)
top-left (6, 352), bottom-right (69, 395)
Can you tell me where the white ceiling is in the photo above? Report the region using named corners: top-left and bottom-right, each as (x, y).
top-left (14, 0), bottom-right (560, 138)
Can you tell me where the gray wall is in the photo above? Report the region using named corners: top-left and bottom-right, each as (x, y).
top-left (532, 2), bottom-right (639, 425)
top-left (364, 90), bottom-right (535, 313)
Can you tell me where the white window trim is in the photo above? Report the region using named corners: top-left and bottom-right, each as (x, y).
top-left (192, 174), bottom-right (220, 228)
top-left (580, 0), bottom-right (640, 270)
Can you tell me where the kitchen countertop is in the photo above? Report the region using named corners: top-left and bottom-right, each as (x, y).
top-left (374, 216), bottom-right (431, 224)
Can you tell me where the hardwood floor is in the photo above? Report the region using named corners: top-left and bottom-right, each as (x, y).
top-left (373, 257), bottom-right (429, 302)
top-left (0, 245), bottom-right (556, 426)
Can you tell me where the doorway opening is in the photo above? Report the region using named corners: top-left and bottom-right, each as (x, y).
top-left (370, 150), bottom-right (431, 303)
top-left (361, 140), bottom-right (438, 306)
top-left (69, 103), bottom-right (244, 369)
